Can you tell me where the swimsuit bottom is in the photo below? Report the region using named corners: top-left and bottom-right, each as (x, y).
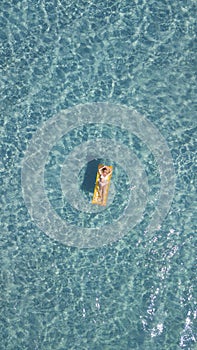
top-left (99, 180), bottom-right (108, 187)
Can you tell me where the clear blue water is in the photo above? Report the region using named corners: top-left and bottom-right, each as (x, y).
top-left (0, 0), bottom-right (196, 349)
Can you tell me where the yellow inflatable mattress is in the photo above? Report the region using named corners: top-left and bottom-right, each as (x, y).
top-left (92, 164), bottom-right (113, 206)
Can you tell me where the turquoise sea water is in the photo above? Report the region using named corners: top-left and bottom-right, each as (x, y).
top-left (0, 1), bottom-right (196, 349)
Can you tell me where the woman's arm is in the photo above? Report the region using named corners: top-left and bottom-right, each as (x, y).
top-left (99, 165), bottom-right (105, 174)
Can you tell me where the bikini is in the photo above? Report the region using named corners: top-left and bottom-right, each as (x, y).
top-left (99, 174), bottom-right (109, 187)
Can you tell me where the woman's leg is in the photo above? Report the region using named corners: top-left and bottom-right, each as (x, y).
top-left (99, 183), bottom-right (103, 200)
top-left (101, 185), bottom-right (107, 203)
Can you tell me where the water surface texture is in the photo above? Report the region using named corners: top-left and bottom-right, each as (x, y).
top-left (0, 1), bottom-right (196, 349)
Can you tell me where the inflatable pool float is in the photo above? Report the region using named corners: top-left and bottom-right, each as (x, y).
top-left (92, 164), bottom-right (113, 206)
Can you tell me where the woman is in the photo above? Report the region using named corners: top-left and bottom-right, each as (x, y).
top-left (98, 166), bottom-right (112, 203)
